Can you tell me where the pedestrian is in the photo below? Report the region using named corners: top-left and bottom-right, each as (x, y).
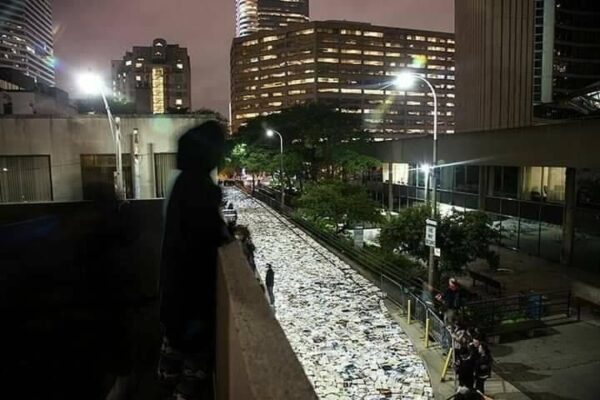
top-left (235, 225), bottom-right (256, 272)
top-left (436, 277), bottom-right (462, 325)
top-left (474, 342), bottom-right (492, 394)
top-left (266, 263), bottom-right (275, 305)
top-left (158, 121), bottom-right (230, 400)
top-left (455, 346), bottom-right (475, 389)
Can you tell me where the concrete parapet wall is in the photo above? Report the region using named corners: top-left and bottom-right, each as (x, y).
top-left (216, 242), bottom-right (317, 400)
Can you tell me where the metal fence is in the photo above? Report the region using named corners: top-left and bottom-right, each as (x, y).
top-left (237, 184), bottom-right (574, 343)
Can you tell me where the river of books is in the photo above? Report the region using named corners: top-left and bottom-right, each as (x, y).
top-left (225, 188), bottom-right (434, 400)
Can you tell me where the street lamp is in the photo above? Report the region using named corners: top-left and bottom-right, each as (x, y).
top-left (266, 129), bottom-right (285, 209)
top-left (77, 72), bottom-right (125, 200)
top-left (394, 71), bottom-right (439, 289)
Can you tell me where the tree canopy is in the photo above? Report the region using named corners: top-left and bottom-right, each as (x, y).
top-left (296, 181), bottom-right (382, 233)
top-left (380, 206), bottom-right (500, 277)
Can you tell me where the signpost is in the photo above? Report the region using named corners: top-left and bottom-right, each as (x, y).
top-left (425, 219), bottom-right (437, 248)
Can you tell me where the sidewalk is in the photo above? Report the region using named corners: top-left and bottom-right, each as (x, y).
top-left (384, 299), bottom-right (530, 400)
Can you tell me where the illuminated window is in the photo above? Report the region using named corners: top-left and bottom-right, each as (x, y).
top-left (317, 77), bottom-right (339, 83)
top-left (238, 112), bottom-right (259, 119)
top-left (364, 31), bottom-right (384, 38)
top-left (318, 58), bottom-right (339, 63)
top-left (288, 78), bottom-right (315, 85)
top-left (243, 67), bottom-right (259, 73)
top-left (364, 50), bottom-right (383, 56)
top-left (407, 101), bottom-right (421, 106)
top-left (242, 94), bottom-right (256, 100)
top-left (135, 62), bottom-right (143, 68)
top-left (261, 54), bottom-right (277, 61)
top-left (260, 93), bottom-right (269, 98)
top-left (136, 75), bottom-right (141, 81)
top-left (268, 101), bottom-right (282, 107)
top-left (151, 67), bottom-right (165, 114)
top-left (428, 65), bottom-right (446, 70)
top-left (243, 40), bottom-right (259, 47)
top-left (364, 89), bottom-right (384, 95)
top-left (321, 48), bottom-right (338, 53)
top-left (386, 52), bottom-right (401, 57)
top-left (415, 35), bottom-right (426, 41)
top-left (427, 37), bottom-right (438, 43)
top-left (262, 82), bottom-right (285, 89)
top-left (341, 29), bottom-right (362, 36)
top-left (318, 88), bottom-right (339, 93)
top-left (176, 99), bottom-right (183, 105)
top-left (177, 63), bottom-right (184, 69)
top-left (293, 29), bottom-right (314, 36)
top-left (428, 46), bottom-right (447, 52)
top-left (262, 35), bottom-right (283, 43)
top-left (341, 49), bottom-right (361, 55)
top-left (341, 88), bottom-right (361, 94)
top-left (288, 89), bottom-right (306, 95)
top-left (272, 92), bottom-right (283, 97)
top-left (125, 60), bottom-right (132, 66)
top-left (341, 59), bottom-right (361, 65)
top-left (364, 60), bottom-right (384, 66)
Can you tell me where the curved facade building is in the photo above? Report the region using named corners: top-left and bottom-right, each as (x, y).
top-left (236, 0), bottom-right (310, 37)
top-left (0, 0), bottom-right (54, 86)
top-left (534, 0), bottom-right (600, 104)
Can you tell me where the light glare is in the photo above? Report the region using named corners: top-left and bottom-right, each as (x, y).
top-left (266, 129), bottom-right (275, 137)
top-left (77, 73), bottom-right (106, 95)
top-left (394, 72), bottom-right (416, 90)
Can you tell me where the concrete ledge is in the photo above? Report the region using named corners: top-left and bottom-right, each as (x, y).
top-left (216, 241), bottom-right (317, 400)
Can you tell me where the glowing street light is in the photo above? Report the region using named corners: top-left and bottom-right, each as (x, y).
top-left (77, 72), bottom-right (125, 200)
top-left (395, 71), bottom-right (439, 289)
top-left (266, 129), bottom-right (285, 210)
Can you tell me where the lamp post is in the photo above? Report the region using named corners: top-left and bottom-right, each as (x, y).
top-left (394, 71), bottom-right (439, 289)
top-left (78, 73), bottom-right (125, 200)
top-left (266, 129), bottom-right (285, 209)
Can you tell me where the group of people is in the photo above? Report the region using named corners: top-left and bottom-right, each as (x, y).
top-left (437, 278), bottom-right (494, 400)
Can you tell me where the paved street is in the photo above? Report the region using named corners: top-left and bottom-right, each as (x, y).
top-left (226, 188), bottom-right (433, 400)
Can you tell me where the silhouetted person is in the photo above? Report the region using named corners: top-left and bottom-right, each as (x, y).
top-left (266, 264), bottom-right (275, 305)
top-left (158, 121), bottom-right (228, 400)
top-left (474, 342), bottom-right (492, 394)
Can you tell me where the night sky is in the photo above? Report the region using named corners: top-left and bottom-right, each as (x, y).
top-left (53, 0), bottom-right (454, 115)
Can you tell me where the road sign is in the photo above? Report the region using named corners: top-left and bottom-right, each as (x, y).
top-left (425, 219), bottom-right (437, 247)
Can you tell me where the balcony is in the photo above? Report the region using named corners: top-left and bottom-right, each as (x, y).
top-left (0, 200), bottom-right (316, 399)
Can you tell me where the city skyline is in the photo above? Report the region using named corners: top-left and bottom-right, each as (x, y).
top-left (53, 0), bottom-right (453, 115)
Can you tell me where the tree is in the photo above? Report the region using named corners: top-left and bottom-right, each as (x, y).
top-left (379, 206), bottom-right (500, 278)
top-left (296, 181), bottom-right (382, 233)
top-left (379, 205), bottom-right (431, 261)
top-left (235, 103), bottom-right (375, 185)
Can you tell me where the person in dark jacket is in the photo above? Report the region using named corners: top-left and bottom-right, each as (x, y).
top-left (158, 121), bottom-right (229, 400)
top-left (265, 264), bottom-right (275, 305)
top-left (474, 342), bottom-right (492, 394)
top-left (436, 277), bottom-right (462, 323)
top-left (455, 346), bottom-right (476, 389)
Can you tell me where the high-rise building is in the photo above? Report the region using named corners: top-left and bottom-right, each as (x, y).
top-left (111, 39), bottom-right (191, 114)
top-left (534, 0), bottom-right (600, 107)
top-left (236, 0), bottom-right (310, 37)
top-left (0, 0), bottom-right (55, 86)
top-left (231, 21), bottom-right (455, 136)
top-left (455, 0), bottom-right (535, 133)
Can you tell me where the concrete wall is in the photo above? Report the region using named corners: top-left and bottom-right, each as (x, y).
top-left (369, 119), bottom-right (600, 169)
top-left (216, 242), bottom-right (318, 400)
top-left (0, 115), bottom-right (208, 201)
top-left (455, 0), bottom-right (534, 132)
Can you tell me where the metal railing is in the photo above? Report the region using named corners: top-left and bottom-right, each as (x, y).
top-left (236, 184), bottom-right (574, 343)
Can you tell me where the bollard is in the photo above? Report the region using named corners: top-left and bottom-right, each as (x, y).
top-left (407, 299), bottom-right (412, 324)
top-left (424, 318), bottom-right (430, 348)
top-left (441, 347), bottom-right (453, 382)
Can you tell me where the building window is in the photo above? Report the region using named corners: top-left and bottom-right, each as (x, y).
top-left (136, 75), bottom-right (141, 81)
top-left (0, 156), bottom-right (52, 203)
top-left (176, 99), bottom-right (183, 106)
top-left (80, 154), bottom-right (132, 200)
top-left (152, 67), bottom-right (165, 114)
top-left (176, 63), bottom-right (184, 69)
top-left (155, 153), bottom-right (177, 198)
top-left (364, 31), bottom-right (384, 38)
top-left (125, 60), bottom-right (132, 66)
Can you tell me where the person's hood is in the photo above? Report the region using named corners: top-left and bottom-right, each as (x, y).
top-left (177, 120), bottom-right (226, 173)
